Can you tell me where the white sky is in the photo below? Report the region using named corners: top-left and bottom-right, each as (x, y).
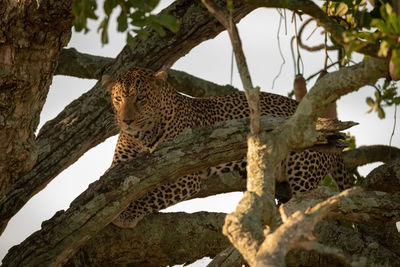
top-left (1, 1), bottom-right (399, 265)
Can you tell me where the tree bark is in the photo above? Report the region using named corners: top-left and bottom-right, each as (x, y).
top-left (1, 115), bottom-right (348, 266)
top-left (342, 145), bottom-right (400, 171)
top-left (223, 54), bottom-right (388, 265)
top-left (0, 0), bottom-right (73, 198)
top-left (65, 212), bottom-right (229, 267)
top-left (65, 160), bottom-right (400, 266)
top-left (0, 0), bottom-right (254, 235)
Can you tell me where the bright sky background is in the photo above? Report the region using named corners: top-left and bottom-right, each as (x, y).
top-left (1, 1), bottom-right (399, 265)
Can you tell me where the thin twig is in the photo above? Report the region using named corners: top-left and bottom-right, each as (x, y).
top-left (324, 31), bottom-right (328, 70)
top-left (293, 12), bottom-right (302, 74)
top-left (389, 104), bottom-right (397, 147)
top-left (272, 11), bottom-right (286, 89)
top-left (290, 36), bottom-right (297, 75)
top-left (298, 18), bottom-right (337, 52)
top-left (284, 8), bottom-right (287, 35)
top-left (305, 61), bottom-right (340, 81)
top-left (201, 0), bottom-right (259, 135)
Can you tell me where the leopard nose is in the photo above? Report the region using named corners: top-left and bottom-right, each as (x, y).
top-left (123, 119), bottom-right (134, 125)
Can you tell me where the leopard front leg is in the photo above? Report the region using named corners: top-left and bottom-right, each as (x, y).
top-left (113, 173), bottom-right (202, 228)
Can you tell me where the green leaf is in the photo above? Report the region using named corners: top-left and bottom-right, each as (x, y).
top-left (344, 132), bottom-right (356, 150)
top-left (319, 175), bottom-right (339, 192)
top-left (392, 48), bottom-right (400, 65)
top-left (101, 27), bottom-right (109, 44)
top-left (97, 17), bottom-right (109, 44)
top-left (377, 105), bottom-right (386, 119)
top-left (151, 14), bottom-right (180, 33)
top-left (378, 40), bottom-right (390, 57)
top-left (388, 12), bottom-right (400, 33)
top-left (372, 18), bottom-right (392, 33)
top-left (130, 11), bottom-right (147, 27)
top-left (128, 0), bottom-right (159, 12)
top-left (104, 0), bottom-right (117, 16)
top-left (133, 28), bottom-right (149, 39)
top-left (127, 31), bottom-right (135, 44)
top-left (117, 11), bottom-right (128, 32)
top-left (149, 20), bottom-right (166, 36)
top-left (366, 97), bottom-right (375, 107)
top-left (334, 2), bottom-right (349, 16)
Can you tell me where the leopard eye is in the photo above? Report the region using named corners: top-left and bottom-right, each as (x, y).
top-left (114, 96), bottom-right (122, 102)
top-left (137, 95), bottom-right (146, 102)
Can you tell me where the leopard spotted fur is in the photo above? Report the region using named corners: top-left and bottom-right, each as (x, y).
top-left (102, 67), bottom-right (353, 228)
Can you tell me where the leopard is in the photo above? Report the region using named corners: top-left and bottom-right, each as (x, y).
top-left (102, 67), bottom-right (353, 228)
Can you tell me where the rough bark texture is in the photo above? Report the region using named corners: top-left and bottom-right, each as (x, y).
top-left (342, 145), bottom-right (400, 171)
top-left (56, 48), bottom-right (113, 80)
top-left (1, 116), bottom-right (349, 266)
top-left (0, 0), bottom-right (254, 235)
top-left (280, 187), bottom-right (400, 224)
top-left (63, 161), bottom-right (400, 266)
top-left (0, 116), bottom-right (280, 267)
top-left (221, 55), bottom-right (388, 265)
top-left (0, 0), bottom-right (73, 198)
top-left (287, 219), bottom-right (400, 266)
top-left (65, 212), bottom-right (229, 267)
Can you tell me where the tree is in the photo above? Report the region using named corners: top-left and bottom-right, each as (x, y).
top-left (0, 0), bottom-right (399, 266)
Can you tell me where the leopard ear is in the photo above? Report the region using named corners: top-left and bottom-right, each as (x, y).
top-left (155, 71), bottom-right (168, 82)
top-left (101, 75), bottom-right (116, 93)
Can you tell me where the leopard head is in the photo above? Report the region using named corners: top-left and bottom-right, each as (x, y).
top-left (102, 67), bottom-right (169, 138)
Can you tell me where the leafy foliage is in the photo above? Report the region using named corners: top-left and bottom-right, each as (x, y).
top-left (344, 132), bottom-right (356, 150)
top-left (366, 79), bottom-right (400, 118)
top-left (319, 174), bottom-right (340, 192)
top-left (322, 1), bottom-right (400, 118)
top-left (72, 0), bottom-right (180, 44)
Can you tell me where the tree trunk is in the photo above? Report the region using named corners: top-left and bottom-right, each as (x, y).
top-left (0, 0), bottom-right (73, 197)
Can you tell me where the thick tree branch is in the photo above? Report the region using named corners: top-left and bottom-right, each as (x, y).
top-left (202, 1), bottom-right (388, 263)
top-left (211, 159), bottom-right (400, 266)
top-left (55, 48), bottom-right (113, 79)
top-left (55, 48), bottom-right (238, 96)
top-left (66, 160), bottom-right (400, 266)
top-left (224, 56), bottom-right (387, 264)
top-left (1, 116), bottom-right (350, 266)
top-left (342, 145), bottom-right (400, 170)
top-left (280, 187), bottom-right (400, 224)
top-left (252, 57), bottom-right (388, 266)
top-left (361, 157), bottom-right (400, 193)
top-left (208, 246), bottom-right (247, 267)
top-left (0, 0), bottom-right (254, 235)
top-left (286, 219), bottom-right (400, 266)
top-left (238, 0), bottom-right (380, 57)
top-left (189, 145), bottom-right (400, 203)
top-left (65, 212), bottom-right (229, 267)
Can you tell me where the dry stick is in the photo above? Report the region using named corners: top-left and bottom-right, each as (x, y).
top-left (324, 31), bottom-right (328, 70)
top-left (202, 0), bottom-right (275, 265)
